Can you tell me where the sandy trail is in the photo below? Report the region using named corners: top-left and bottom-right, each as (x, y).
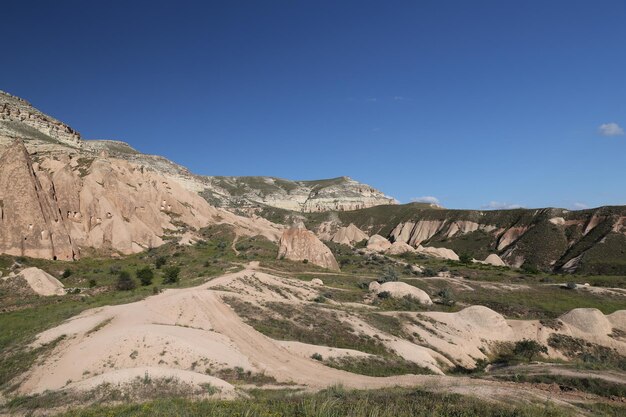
top-left (14, 264), bottom-right (598, 407)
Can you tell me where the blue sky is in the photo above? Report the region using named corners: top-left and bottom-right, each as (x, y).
top-left (2, 1), bottom-right (625, 209)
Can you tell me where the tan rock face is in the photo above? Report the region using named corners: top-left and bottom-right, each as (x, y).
top-left (278, 224), bottom-right (340, 271)
top-left (0, 138), bottom-right (281, 260)
top-left (366, 234), bottom-right (392, 252)
top-left (0, 140), bottom-right (77, 260)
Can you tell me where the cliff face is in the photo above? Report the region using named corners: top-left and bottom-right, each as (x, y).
top-left (0, 90), bottom-right (81, 147)
top-left (202, 176), bottom-right (397, 213)
top-left (0, 141), bottom-right (77, 260)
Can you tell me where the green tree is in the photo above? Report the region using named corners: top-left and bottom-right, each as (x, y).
top-left (163, 266), bottom-right (181, 284)
top-left (116, 271), bottom-right (136, 291)
top-left (136, 267), bottom-right (154, 286)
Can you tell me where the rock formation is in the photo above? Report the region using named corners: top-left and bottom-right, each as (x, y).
top-left (374, 282), bottom-right (432, 305)
top-left (416, 245), bottom-right (459, 261)
top-left (277, 223), bottom-right (340, 271)
top-left (330, 223), bottom-right (368, 246)
top-left (0, 140), bottom-right (77, 260)
top-left (0, 138), bottom-right (281, 260)
top-left (7, 267), bottom-right (65, 296)
top-left (366, 235), bottom-right (392, 252)
top-left (483, 254), bottom-right (506, 266)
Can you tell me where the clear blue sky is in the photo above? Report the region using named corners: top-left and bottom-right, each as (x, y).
top-left (2, 1), bottom-right (625, 209)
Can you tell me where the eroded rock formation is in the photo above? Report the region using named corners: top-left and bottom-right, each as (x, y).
top-left (277, 223), bottom-right (340, 271)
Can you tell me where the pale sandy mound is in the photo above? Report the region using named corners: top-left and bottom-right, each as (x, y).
top-left (608, 310), bottom-right (626, 332)
top-left (376, 282), bottom-right (432, 305)
top-left (416, 245), bottom-right (459, 261)
top-left (367, 234), bottom-right (392, 252)
top-left (277, 341), bottom-right (372, 360)
top-left (331, 224), bottom-right (368, 246)
top-left (63, 366), bottom-right (236, 398)
top-left (310, 278), bottom-right (324, 286)
top-left (278, 223), bottom-right (340, 271)
top-left (16, 267), bottom-right (65, 296)
top-left (386, 241), bottom-right (416, 255)
top-left (368, 281), bottom-right (381, 292)
top-left (560, 308), bottom-right (613, 336)
top-left (405, 306), bottom-right (516, 367)
top-left (483, 254), bottom-right (506, 266)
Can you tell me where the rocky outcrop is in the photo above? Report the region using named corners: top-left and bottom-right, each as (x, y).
top-left (0, 138), bottom-right (281, 260)
top-left (331, 223), bottom-right (368, 246)
top-left (416, 245), bottom-right (459, 261)
top-left (277, 224), bottom-right (340, 271)
top-left (0, 90), bottom-right (81, 147)
top-left (373, 282), bottom-right (432, 305)
top-left (386, 241), bottom-right (416, 255)
top-left (203, 176), bottom-right (396, 213)
top-left (5, 267), bottom-right (65, 296)
top-left (390, 220), bottom-right (497, 247)
top-left (366, 235), bottom-right (392, 252)
top-left (475, 254), bottom-right (506, 267)
top-left (0, 140), bottom-right (77, 260)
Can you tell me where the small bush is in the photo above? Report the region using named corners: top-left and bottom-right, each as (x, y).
top-left (88, 278), bottom-right (97, 288)
top-left (155, 256), bottom-right (167, 269)
top-left (459, 253), bottom-right (473, 264)
top-left (152, 286), bottom-right (161, 295)
top-left (378, 291), bottom-right (391, 299)
top-left (302, 259), bottom-right (309, 264)
top-left (136, 267), bottom-right (154, 286)
top-left (116, 271), bottom-right (136, 291)
top-left (311, 353), bottom-right (323, 361)
top-left (565, 282), bottom-right (577, 290)
top-left (61, 269), bottom-right (72, 279)
top-left (513, 339), bottom-right (547, 362)
top-left (162, 266), bottom-right (181, 284)
top-left (377, 266), bottom-right (399, 283)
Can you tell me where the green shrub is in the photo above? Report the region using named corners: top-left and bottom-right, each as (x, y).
top-left (88, 278), bottom-right (97, 288)
top-left (163, 266), bottom-right (181, 284)
top-left (513, 339), bottom-right (547, 362)
top-left (136, 267), bottom-right (154, 286)
top-left (311, 353), bottom-right (323, 361)
top-left (61, 269), bottom-right (72, 279)
top-left (459, 253), bottom-right (473, 264)
top-left (377, 266), bottom-right (399, 283)
top-left (155, 256), bottom-right (167, 269)
top-left (116, 271), bottom-right (136, 291)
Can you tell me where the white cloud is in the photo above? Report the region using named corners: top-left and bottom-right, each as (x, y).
top-left (482, 201), bottom-right (523, 210)
top-left (598, 122), bottom-right (624, 137)
top-left (393, 96), bottom-right (413, 101)
top-left (365, 97), bottom-right (378, 102)
top-left (411, 196), bottom-right (440, 205)
top-left (572, 202), bottom-right (589, 210)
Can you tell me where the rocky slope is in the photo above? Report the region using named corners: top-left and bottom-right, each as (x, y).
top-left (302, 203), bottom-right (626, 274)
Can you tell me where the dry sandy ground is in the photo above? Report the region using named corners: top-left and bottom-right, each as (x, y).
top-left (14, 262), bottom-right (625, 409)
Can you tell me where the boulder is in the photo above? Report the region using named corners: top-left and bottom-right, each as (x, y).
top-left (416, 245), bottom-right (459, 261)
top-left (366, 235), bottom-right (392, 252)
top-left (368, 281), bottom-right (381, 292)
top-left (278, 223), bottom-right (340, 271)
top-left (376, 282), bottom-right (432, 305)
top-left (14, 267), bottom-right (65, 296)
top-left (385, 241), bottom-right (416, 255)
top-left (310, 278), bottom-right (324, 286)
top-left (483, 254), bottom-right (506, 266)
